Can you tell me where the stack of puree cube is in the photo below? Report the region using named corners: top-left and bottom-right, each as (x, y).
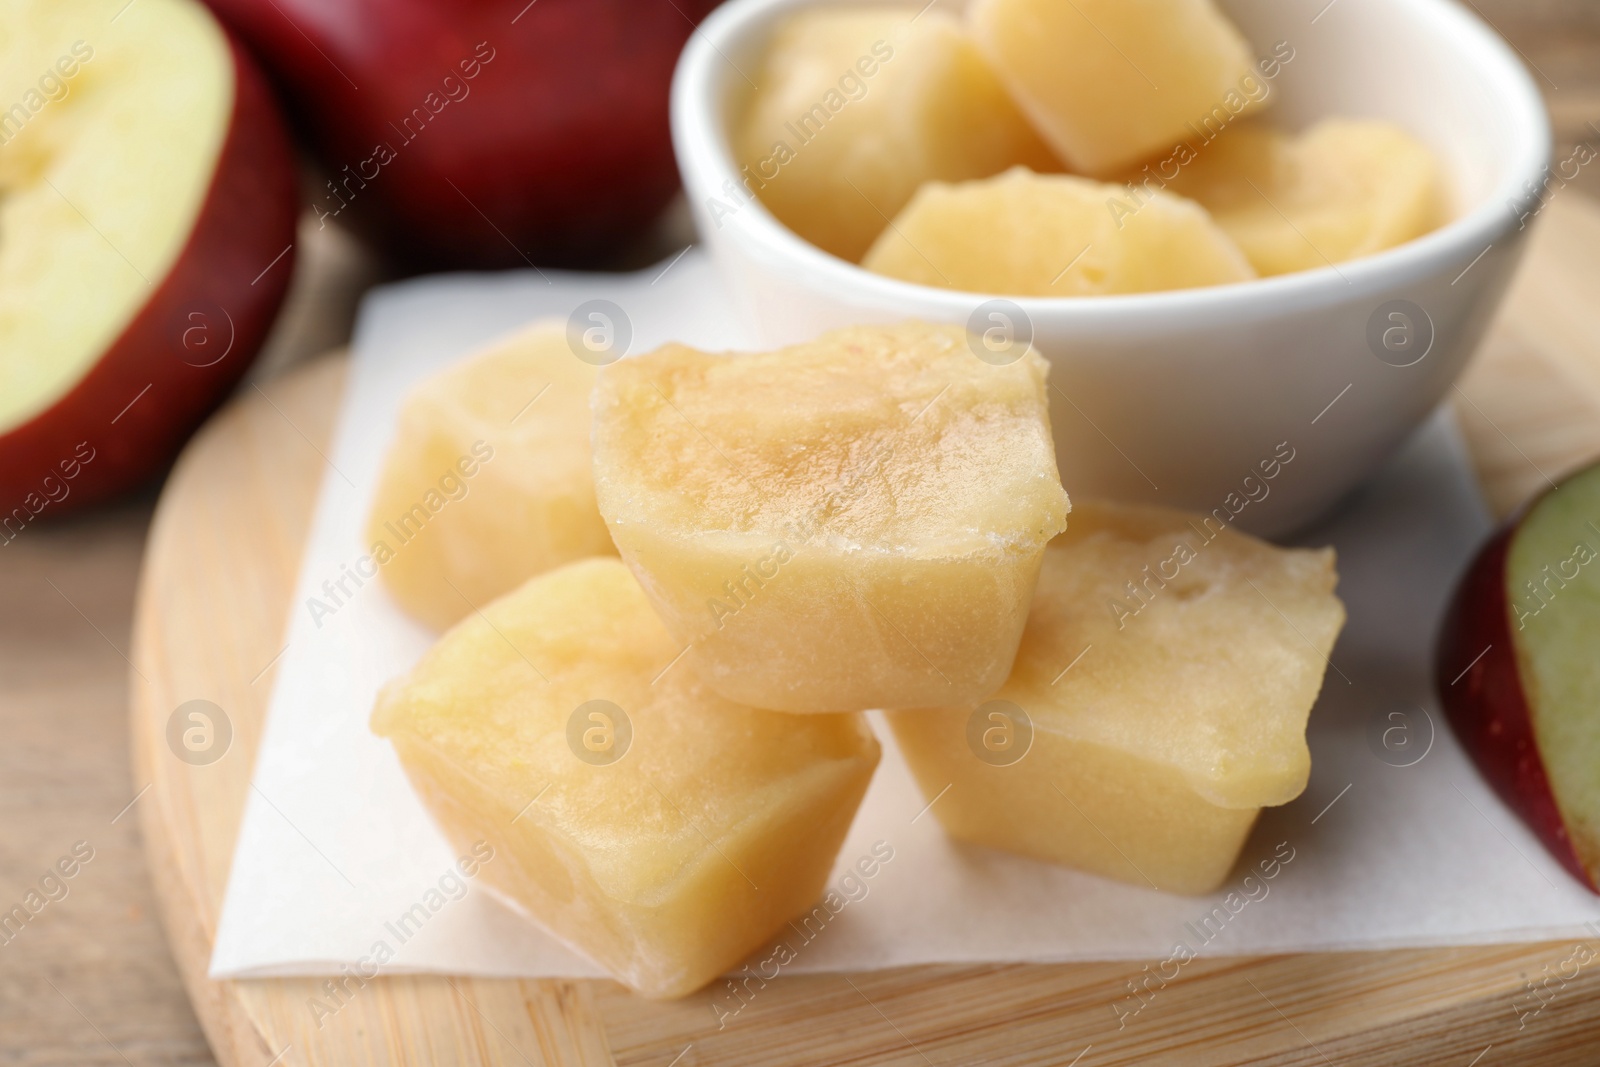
top-left (372, 321), bottom-right (1344, 998)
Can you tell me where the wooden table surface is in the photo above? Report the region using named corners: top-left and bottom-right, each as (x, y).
top-left (2, 7), bottom-right (1597, 1062)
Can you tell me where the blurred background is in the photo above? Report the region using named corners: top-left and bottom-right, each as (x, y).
top-left (0, 0), bottom-right (1595, 1061)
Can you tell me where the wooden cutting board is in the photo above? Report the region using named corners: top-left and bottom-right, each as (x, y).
top-left (128, 194), bottom-right (1600, 1067)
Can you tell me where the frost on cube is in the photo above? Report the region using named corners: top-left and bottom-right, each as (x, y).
top-left (591, 323), bottom-right (1071, 713)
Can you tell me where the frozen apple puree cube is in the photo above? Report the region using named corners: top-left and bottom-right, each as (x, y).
top-left (735, 7), bottom-right (1058, 262)
top-left (371, 558), bottom-right (880, 998)
top-left (1160, 119), bottom-right (1443, 276)
top-left (861, 168), bottom-right (1254, 296)
top-left (366, 321), bottom-right (615, 631)
top-left (970, 0), bottom-right (1269, 176)
top-left (591, 323), bottom-right (1070, 713)
top-left (889, 501), bottom-right (1345, 894)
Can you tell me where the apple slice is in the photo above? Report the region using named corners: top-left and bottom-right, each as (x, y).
top-left (0, 0), bottom-right (296, 527)
top-left (1437, 459), bottom-right (1600, 893)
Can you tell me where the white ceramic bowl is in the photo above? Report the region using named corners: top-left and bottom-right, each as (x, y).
top-left (672, 0), bottom-right (1550, 535)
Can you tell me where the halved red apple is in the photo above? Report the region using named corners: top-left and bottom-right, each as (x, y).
top-left (201, 0), bottom-right (717, 269)
top-left (1437, 458), bottom-right (1600, 893)
top-left (0, 0), bottom-right (297, 527)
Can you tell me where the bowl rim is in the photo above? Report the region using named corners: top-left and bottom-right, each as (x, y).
top-left (671, 0), bottom-right (1553, 325)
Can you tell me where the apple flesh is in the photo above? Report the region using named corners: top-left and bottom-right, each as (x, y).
top-left (1437, 459), bottom-right (1600, 893)
top-left (0, 0), bottom-right (297, 526)
top-left (202, 0), bottom-right (717, 269)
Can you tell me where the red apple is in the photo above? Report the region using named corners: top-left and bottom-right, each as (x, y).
top-left (201, 0), bottom-right (718, 270)
top-left (1436, 458), bottom-right (1600, 893)
top-left (0, 0), bottom-right (297, 528)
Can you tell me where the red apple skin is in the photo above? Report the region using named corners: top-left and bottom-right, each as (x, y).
top-left (201, 0), bottom-right (717, 270)
top-left (1435, 516), bottom-right (1597, 893)
top-left (0, 31), bottom-right (297, 525)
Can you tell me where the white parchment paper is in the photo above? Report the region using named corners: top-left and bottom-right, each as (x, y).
top-left (210, 252), bottom-right (1600, 982)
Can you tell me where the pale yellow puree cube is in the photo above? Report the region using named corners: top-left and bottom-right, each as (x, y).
top-left (372, 558), bottom-right (881, 997)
